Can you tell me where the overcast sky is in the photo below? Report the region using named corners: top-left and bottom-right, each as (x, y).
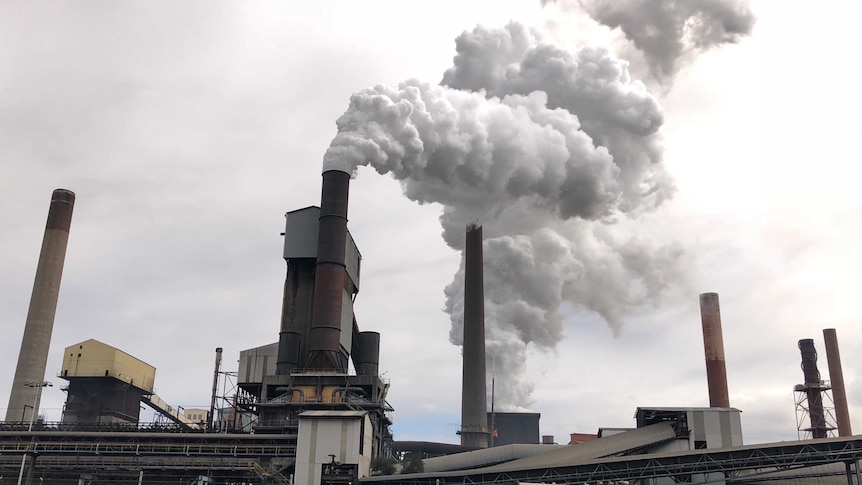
top-left (1, 1), bottom-right (861, 446)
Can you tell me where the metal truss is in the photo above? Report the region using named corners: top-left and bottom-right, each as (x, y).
top-left (794, 385), bottom-right (838, 440)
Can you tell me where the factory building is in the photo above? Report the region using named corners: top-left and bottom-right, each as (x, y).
top-left (59, 339), bottom-right (155, 426)
top-left (3, 186), bottom-right (862, 485)
top-left (233, 170), bottom-right (393, 482)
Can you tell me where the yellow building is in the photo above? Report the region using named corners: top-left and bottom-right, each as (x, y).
top-left (60, 339), bottom-right (156, 425)
top-left (60, 338), bottom-right (155, 392)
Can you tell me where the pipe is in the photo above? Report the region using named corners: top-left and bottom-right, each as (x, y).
top-left (278, 258), bottom-right (316, 371)
top-left (798, 338), bottom-right (828, 439)
top-left (6, 189), bottom-right (75, 422)
top-left (331, 387), bottom-right (366, 403)
top-left (823, 328), bottom-right (852, 436)
top-left (698, 293), bottom-right (730, 408)
top-left (276, 331), bottom-right (302, 375)
top-left (208, 347), bottom-right (222, 432)
top-left (461, 223), bottom-right (488, 448)
top-left (306, 170), bottom-right (350, 371)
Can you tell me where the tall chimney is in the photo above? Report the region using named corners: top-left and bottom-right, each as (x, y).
top-left (6, 189), bottom-right (75, 422)
top-left (822, 329), bottom-right (851, 436)
top-left (460, 223), bottom-right (488, 448)
top-left (798, 338), bottom-right (829, 439)
top-left (698, 292), bottom-right (730, 408)
top-left (305, 170), bottom-right (350, 371)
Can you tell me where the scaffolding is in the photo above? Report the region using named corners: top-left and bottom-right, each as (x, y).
top-left (794, 379), bottom-right (838, 440)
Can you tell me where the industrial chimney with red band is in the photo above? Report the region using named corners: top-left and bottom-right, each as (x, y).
top-left (6, 189), bottom-right (75, 422)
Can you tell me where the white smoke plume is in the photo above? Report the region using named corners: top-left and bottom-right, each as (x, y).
top-left (543, 0), bottom-right (756, 81)
top-left (323, 23), bottom-right (683, 409)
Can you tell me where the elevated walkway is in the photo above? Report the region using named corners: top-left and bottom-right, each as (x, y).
top-left (141, 393), bottom-right (202, 431)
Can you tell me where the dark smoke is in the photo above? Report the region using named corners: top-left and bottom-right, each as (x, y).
top-left (543, 0), bottom-right (756, 81)
top-left (323, 23), bottom-right (684, 409)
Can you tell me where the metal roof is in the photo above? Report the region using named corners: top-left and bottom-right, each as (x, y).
top-left (362, 430), bottom-right (862, 485)
top-left (422, 444), bottom-right (563, 473)
top-left (365, 422), bottom-right (678, 483)
top-left (478, 422), bottom-right (677, 473)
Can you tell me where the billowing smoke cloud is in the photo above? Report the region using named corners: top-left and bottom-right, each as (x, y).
top-left (543, 0), bottom-right (756, 80)
top-left (324, 23), bottom-right (683, 409)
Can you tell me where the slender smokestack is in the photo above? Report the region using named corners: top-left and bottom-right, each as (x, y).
top-left (460, 223), bottom-right (488, 448)
top-left (822, 329), bottom-right (851, 436)
top-left (306, 170), bottom-right (350, 371)
top-left (208, 347), bottom-right (222, 432)
top-left (798, 338), bottom-right (828, 439)
top-left (6, 189), bottom-right (75, 422)
top-left (698, 292), bottom-right (730, 408)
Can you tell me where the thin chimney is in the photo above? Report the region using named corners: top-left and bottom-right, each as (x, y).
top-left (699, 293), bottom-right (730, 408)
top-left (822, 329), bottom-right (852, 436)
top-left (460, 223), bottom-right (489, 448)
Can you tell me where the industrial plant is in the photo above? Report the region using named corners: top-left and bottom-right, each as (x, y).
top-left (1, 182), bottom-right (861, 485)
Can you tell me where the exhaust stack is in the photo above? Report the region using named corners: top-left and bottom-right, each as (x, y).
top-left (6, 189), bottom-right (75, 422)
top-left (798, 338), bottom-right (829, 439)
top-left (208, 347), bottom-right (222, 432)
top-left (460, 223), bottom-right (489, 448)
top-left (305, 170), bottom-right (350, 371)
top-left (822, 329), bottom-right (852, 436)
top-left (698, 293), bottom-right (730, 408)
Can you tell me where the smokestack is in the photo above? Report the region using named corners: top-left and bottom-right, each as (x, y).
top-left (306, 170), bottom-right (350, 371)
top-left (208, 347), bottom-right (222, 432)
top-left (460, 223), bottom-right (488, 448)
top-left (698, 293), bottom-right (730, 408)
top-left (822, 329), bottom-right (852, 436)
top-left (6, 189), bottom-right (75, 422)
top-left (798, 338), bottom-right (829, 439)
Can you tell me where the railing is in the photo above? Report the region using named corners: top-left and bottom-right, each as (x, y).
top-left (0, 420), bottom-right (190, 433)
top-left (0, 437), bottom-right (296, 457)
top-left (251, 461), bottom-right (291, 484)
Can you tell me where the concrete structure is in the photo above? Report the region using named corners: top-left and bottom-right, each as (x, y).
top-left (460, 223), bottom-right (489, 448)
top-left (698, 293), bottom-right (730, 408)
top-left (822, 328), bottom-right (852, 436)
top-left (60, 339), bottom-right (155, 425)
top-left (6, 189), bottom-right (75, 422)
top-left (295, 410), bottom-right (373, 485)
